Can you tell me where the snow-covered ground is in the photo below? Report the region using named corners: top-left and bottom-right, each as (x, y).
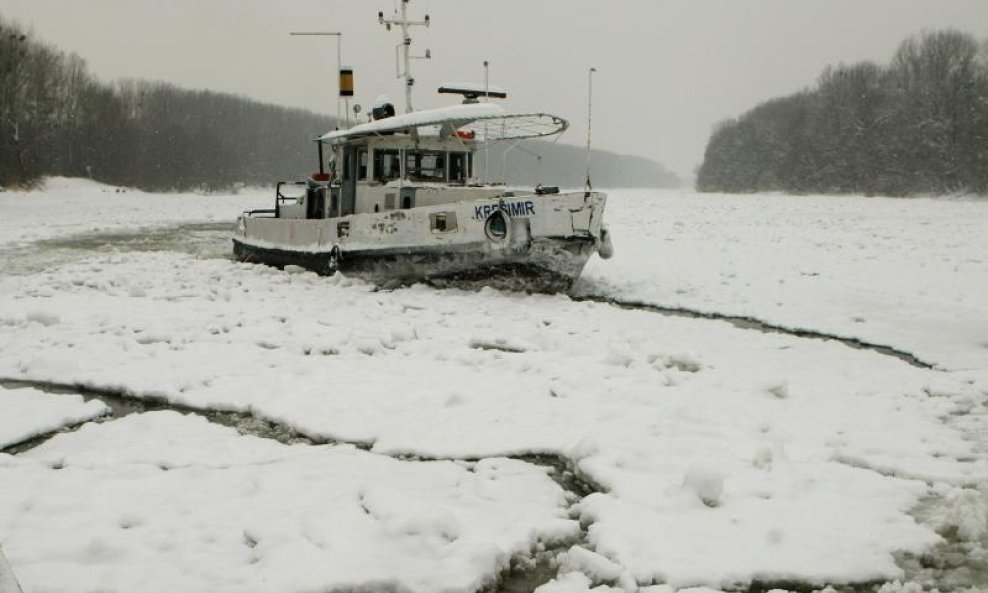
top-left (580, 190), bottom-right (988, 372)
top-left (0, 386), bottom-right (108, 449)
top-left (0, 178), bottom-right (986, 593)
top-left (0, 177), bottom-right (269, 249)
top-left (1, 412), bottom-right (575, 593)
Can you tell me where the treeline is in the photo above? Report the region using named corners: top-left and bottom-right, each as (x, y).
top-left (0, 15), bottom-right (334, 191)
top-left (697, 30), bottom-right (988, 196)
top-left (1, 15), bottom-right (677, 192)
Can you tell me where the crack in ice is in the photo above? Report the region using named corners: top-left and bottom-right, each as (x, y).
top-left (0, 378), bottom-right (604, 593)
top-left (574, 295), bottom-right (938, 370)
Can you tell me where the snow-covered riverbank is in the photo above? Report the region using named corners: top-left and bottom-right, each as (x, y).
top-left (0, 178), bottom-right (985, 593)
top-left (580, 190), bottom-right (988, 372)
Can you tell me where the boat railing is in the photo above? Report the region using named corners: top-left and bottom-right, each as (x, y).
top-left (244, 180), bottom-right (308, 218)
top-left (274, 180), bottom-right (308, 217)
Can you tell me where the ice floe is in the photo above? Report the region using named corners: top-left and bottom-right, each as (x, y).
top-left (0, 386), bottom-right (108, 450)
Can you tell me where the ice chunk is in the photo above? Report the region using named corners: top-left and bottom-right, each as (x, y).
top-left (0, 386), bottom-right (109, 449)
top-left (752, 445), bottom-right (773, 471)
top-left (25, 311), bottom-right (59, 326)
top-left (556, 546), bottom-right (635, 590)
top-left (682, 463), bottom-right (725, 508)
top-left (1, 413), bottom-right (577, 593)
top-left (535, 571), bottom-right (627, 593)
top-left (922, 484), bottom-right (988, 542)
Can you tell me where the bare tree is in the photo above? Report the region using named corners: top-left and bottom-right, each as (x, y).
top-left (697, 29), bottom-right (988, 197)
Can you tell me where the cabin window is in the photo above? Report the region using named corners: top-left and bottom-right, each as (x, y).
top-left (449, 152), bottom-right (469, 183)
top-left (357, 149), bottom-right (368, 181)
top-left (430, 212), bottom-right (457, 233)
top-left (342, 151), bottom-right (353, 181)
top-left (405, 150), bottom-right (446, 182)
top-left (373, 149), bottom-right (401, 182)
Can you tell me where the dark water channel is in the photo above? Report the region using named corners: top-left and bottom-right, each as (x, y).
top-left (0, 378), bottom-right (315, 455)
top-left (2, 222), bottom-right (234, 276)
top-left (572, 295), bottom-right (937, 370)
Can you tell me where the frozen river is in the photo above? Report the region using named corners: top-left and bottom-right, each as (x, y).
top-left (1, 178), bottom-right (986, 593)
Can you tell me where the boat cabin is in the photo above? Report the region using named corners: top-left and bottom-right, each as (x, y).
top-left (334, 134), bottom-right (481, 215)
top-left (275, 102), bottom-right (566, 222)
top-left (235, 0), bottom-right (609, 292)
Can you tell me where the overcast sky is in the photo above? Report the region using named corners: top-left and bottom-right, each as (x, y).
top-left (4, 0), bottom-right (988, 179)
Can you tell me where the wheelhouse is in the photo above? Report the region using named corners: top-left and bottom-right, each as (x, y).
top-left (337, 138), bottom-right (474, 187)
top-left (268, 103), bottom-right (569, 220)
top-left (330, 135), bottom-right (479, 217)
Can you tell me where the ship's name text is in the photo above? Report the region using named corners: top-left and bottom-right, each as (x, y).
top-left (473, 201), bottom-right (535, 220)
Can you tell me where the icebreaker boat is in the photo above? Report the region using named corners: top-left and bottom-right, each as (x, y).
top-left (233, 2), bottom-right (612, 293)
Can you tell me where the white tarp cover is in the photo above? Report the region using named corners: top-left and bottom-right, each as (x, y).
top-left (319, 103), bottom-right (567, 142)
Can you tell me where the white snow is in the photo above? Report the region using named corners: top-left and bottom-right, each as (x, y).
top-left (0, 412), bottom-right (576, 593)
top-left (579, 190), bottom-right (988, 371)
top-left (681, 463), bottom-right (725, 507)
top-left (920, 483), bottom-right (988, 542)
top-left (0, 386), bottom-right (109, 449)
top-left (554, 545), bottom-right (636, 591)
top-left (0, 545), bottom-right (23, 593)
top-left (0, 179), bottom-right (986, 592)
top-left (0, 177), bottom-right (269, 249)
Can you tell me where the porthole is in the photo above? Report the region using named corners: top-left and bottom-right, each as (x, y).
top-left (485, 211), bottom-right (508, 242)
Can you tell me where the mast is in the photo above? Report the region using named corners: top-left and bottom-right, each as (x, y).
top-left (484, 60), bottom-right (490, 184)
top-left (585, 67), bottom-right (597, 195)
top-left (379, 0), bottom-right (431, 113)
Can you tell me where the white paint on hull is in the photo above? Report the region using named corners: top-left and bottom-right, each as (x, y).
top-left (235, 191), bottom-right (607, 290)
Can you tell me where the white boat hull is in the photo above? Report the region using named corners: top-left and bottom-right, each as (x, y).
top-left (233, 191), bottom-right (607, 293)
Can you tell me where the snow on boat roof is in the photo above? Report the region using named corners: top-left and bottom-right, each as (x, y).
top-left (319, 103), bottom-right (568, 142)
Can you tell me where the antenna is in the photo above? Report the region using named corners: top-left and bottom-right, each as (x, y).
top-left (484, 60), bottom-right (490, 185)
top-left (290, 31), bottom-right (345, 128)
top-left (379, 0), bottom-right (431, 113)
top-left (585, 67), bottom-right (596, 196)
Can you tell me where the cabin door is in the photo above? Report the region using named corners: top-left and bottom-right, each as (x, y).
top-left (306, 186), bottom-right (326, 219)
top-left (341, 146), bottom-right (358, 216)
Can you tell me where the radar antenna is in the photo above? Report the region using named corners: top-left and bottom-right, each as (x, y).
top-left (379, 0), bottom-right (431, 113)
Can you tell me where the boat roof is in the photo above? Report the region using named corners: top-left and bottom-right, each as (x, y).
top-left (319, 103), bottom-right (568, 143)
